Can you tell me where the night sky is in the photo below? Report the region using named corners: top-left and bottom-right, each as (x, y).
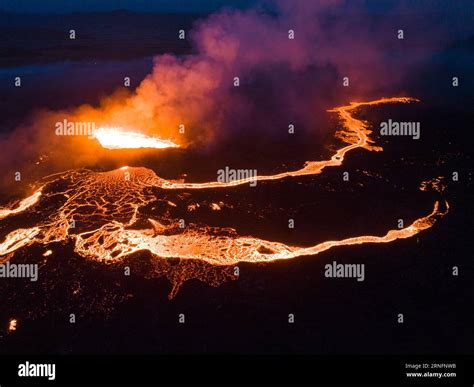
top-left (1, 0), bottom-right (255, 13)
top-left (1, 0), bottom-right (473, 14)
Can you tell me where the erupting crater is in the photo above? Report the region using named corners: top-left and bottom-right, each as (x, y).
top-left (93, 127), bottom-right (179, 150)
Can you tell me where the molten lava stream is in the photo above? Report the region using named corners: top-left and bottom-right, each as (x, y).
top-left (161, 97), bottom-right (419, 189)
top-left (0, 97), bottom-right (448, 293)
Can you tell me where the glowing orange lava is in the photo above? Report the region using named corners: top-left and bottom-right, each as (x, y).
top-left (93, 127), bottom-right (179, 150)
top-left (0, 189), bottom-right (42, 220)
top-left (0, 97), bottom-right (448, 297)
top-left (162, 97), bottom-right (419, 189)
top-left (8, 318), bottom-right (17, 332)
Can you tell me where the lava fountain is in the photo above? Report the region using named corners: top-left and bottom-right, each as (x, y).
top-left (93, 127), bottom-right (179, 150)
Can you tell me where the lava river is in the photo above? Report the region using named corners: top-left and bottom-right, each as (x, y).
top-left (0, 97), bottom-right (449, 296)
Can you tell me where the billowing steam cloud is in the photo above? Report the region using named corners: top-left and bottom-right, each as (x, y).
top-left (0, 0), bottom-right (469, 194)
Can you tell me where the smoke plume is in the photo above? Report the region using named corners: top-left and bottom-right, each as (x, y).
top-left (0, 0), bottom-right (470, 194)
